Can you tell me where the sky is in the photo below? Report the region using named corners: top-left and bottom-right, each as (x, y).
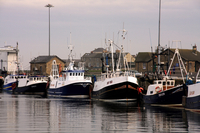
top-left (0, 0), bottom-right (200, 70)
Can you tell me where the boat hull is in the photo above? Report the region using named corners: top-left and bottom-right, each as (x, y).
top-left (3, 82), bottom-right (16, 92)
top-left (140, 84), bottom-right (186, 104)
top-left (182, 83), bottom-right (200, 109)
top-left (92, 81), bottom-right (138, 102)
top-left (48, 82), bottom-right (91, 99)
top-left (182, 95), bottom-right (200, 109)
top-left (13, 82), bottom-right (47, 95)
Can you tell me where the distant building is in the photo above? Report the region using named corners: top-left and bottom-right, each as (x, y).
top-left (81, 47), bottom-right (136, 70)
top-left (63, 59), bottom-right (82, 68)
top-left (0, 45), bottom-right (18, 73)
top-left (135, 45), bottom-right (200, 74)
top-left (81, 48), bottom-right (104, 70)
top-left (29, 55), bottom-right (66, 76)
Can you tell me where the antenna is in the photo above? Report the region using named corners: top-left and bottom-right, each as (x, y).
top-left (70, 32), bottom-right (71, 45)
top-left (118, 23), bottom-right (128, 71)
top-left (68, 32), bottom-right (74, 61)
top-left (158, 0), bottom-right (161, 74)
top-left (149, 28), bottom-right (153, 52)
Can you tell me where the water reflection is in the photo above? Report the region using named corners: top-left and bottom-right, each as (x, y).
top-left (140, 105), bottom-right (188, 132)
top-left (0, 93), bottom-right (200, 132)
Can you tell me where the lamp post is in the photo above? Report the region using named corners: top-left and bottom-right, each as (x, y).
top-left (45, 4), bottom-right (54, 56)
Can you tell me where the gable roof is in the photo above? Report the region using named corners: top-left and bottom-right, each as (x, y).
top-left (92, 48), bottom-right (105, 53)
top-left (30, 55), bottom-right (66, 64)
top-left (168, 49), bottom-right (200, 62)
top-left (82, 53), bottom-right (103, 58)
top-left (135, 52), bottom-right (153, 62)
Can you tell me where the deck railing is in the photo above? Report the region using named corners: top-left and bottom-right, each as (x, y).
top-left (96, 71), bottom-right (136, 82)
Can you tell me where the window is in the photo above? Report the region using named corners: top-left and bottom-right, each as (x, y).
top-left (163, 82), bottom-right (166, 85)
top-left (88, 63), bottom-right (91, 67)
top-left (189, 63), bottom-right (192, 70)
top-left (40, 66), bottom-right (42, 74)
top-left (96, 63), bottom-right (99, 67)
top-left (70, 73), bottom-right (72, 76)
top-left (143, 63), bottom-right (146, 69)
top-left (171, 82), bottom-right (174, 85)
top-left (158, 81), bottom-right (161, 84)
top-left (167, 81), bottom-right (170, 85)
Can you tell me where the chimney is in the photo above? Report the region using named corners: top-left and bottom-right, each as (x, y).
top-left (116, 49), bottom-right (120, 53)
top-left (193, 44), bottom-right (197, 54)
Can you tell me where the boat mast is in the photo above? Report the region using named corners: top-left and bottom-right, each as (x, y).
top-left (121, 23), bottom-right (127, 72)
top-left (158, 0), bottom-right (161, 74)
top-left (166, 41), bottom-right (188, 83)
top-left (109, 40), bottom-right (114, 72)
top-left (68, 32), bottom-right (73, 62)
top-left (16, 42), bottom-right (19, 75)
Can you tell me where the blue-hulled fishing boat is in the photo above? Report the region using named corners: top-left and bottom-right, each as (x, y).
top-left (48, 44), bottom-right (92, 99)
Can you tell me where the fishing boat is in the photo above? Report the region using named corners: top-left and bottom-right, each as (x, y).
top-left (91, 38), bottom-right (139, 102)
top-left (182, 68), bottom-right (200, 109)
top-left (140, 48), bottom-right (188, 104)
top-left (3, 43), bottom-right (48, 95)
top-left (139, 0), bottom-right (187, 104)
top-left (12, 75), bottom-right (47, 95)
top-left (47, 45), bottom-right (92, 99)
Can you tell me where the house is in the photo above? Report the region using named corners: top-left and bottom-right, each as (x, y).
top-left (81, 48), bottom-right (106, 70)
top-left (135, 45), bottom-right (200, 75)
top-left (30, 55), bottom-right (66, 76)
top-left (81, 47), bottom-right (135, 70)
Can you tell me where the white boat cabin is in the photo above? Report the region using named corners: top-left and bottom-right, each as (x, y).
top-left (4, 75), bottom-right (28, 83)
top-left (29, 76), bottom-right (47, 82)
top-left (146, 79), bottom-right (175, 95)
top-left (59, 70), bottom-right (85, 81)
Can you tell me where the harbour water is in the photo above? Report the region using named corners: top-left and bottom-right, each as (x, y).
top-left (0, 92), bottom-right (200, 133)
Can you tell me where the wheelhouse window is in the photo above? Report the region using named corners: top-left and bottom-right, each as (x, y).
top-left (163, 82), bottom-right (166, 85)
top-left (167, 81), bottom-right (170, 85)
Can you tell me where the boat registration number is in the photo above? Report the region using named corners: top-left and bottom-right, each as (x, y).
top-left (159, 93), bottom-right (165, 97)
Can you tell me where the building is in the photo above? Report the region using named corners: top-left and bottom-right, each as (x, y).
top-left (0, 45), bottom-right (18, 73)
top-left (135, 45), bottom-right (200, 75)
top-left (29, 55), bottom-right (66, 76)
top-left (81, 47), bottom-right (136, 70)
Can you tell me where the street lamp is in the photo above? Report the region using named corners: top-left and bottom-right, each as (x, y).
top-left (45, 4), bottom-right (54, 56)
